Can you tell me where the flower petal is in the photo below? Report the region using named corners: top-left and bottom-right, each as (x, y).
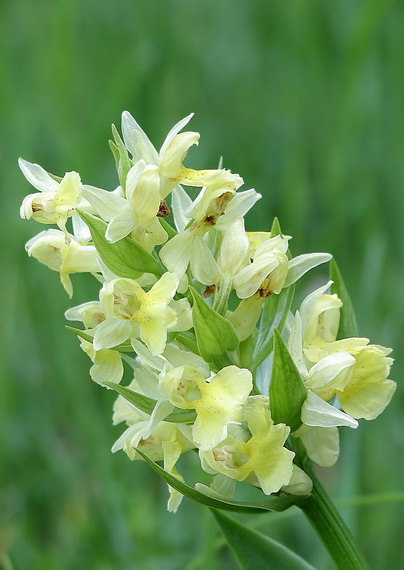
top-left (121, 111), bottom-right (159, 164)
top-left (81, 185), bottom-right (128, 222)
top-left (18, 158), bottom-right (59, 193)
top-left (301, 390), bottom-right (358, 429)
top-left (295, 425), bottom-right (340, 467)
top-left (105, 209), bottom-right (135, 243)
top-left (172, 185), bottom-right (192, 232)
top-left (93, 317), bottom-right (133, 350)
top-left (284, 253), bottom-right (332, 288)
top-left (90, 349), bottom-right (124, 385)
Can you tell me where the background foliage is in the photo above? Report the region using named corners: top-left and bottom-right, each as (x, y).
top-left (1, 1), bottom-right (403, 568)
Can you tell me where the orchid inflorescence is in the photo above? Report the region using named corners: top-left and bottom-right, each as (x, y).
top-left (20, 113), bottom-right (395, 514)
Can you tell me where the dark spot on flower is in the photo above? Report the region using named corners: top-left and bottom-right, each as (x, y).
top-left (203, 284), bottom-right (216, 298)
top-left (157, 200), bottom-right (171, 217)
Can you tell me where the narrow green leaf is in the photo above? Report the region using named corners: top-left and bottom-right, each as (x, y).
top-left (108, 140), bottom-right (120, 171)
top-left (212, 509), bottom-right (315, 570)
top-left (65, 325), bottom-right (94, 344)
top-left (65, 326), bottom-right (133, 352)
top-left (135, 447), bottom-right (302, 514)
top-left (111, 124), bottom-right (132, 191)
top-left (253, 285), bottom-right (295, 371)
top-left (167, 331), bottom-right (200, 355)
top-left (269, 330), bottom-right (307, 432)
top-left (78, 210), bottom-right (163, 278)
top-left (159, 218), bottom-right (177, 239)
top-left (270, 216), bottom-right (283, 237)
top-left (104, 382), bottom-right (196, 424)
top-left (189, 286), bottom-right (238, 366)
top-left (330, 259), bottom-right (359, 338)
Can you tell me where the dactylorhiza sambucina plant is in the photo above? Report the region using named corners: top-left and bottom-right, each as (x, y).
top-left (20, 113), bottom-right (395, 570)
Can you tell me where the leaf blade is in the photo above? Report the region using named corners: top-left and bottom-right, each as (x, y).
top-left (78, 210), bottom-right (163, 278)
top-left (213, 509), bottom-right (315, 570)
top-left (104, 382), bottom-right (196, 424)
top-left (253, 285), bottom-right (295, 371)
top-left (330, 259), bottom-right (359, 338)
top-left (189, 286), bottom-right (238, 366)
top-left (135, 447), bottom-right (302, 514)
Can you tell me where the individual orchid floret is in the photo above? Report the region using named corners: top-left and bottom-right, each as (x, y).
top-left (234, 234), bottom-right (332, 299)
top-left (201, 396), bottom-right (295, 495)
top-left (288, 311), bottom-right (357, 400)
top-left (295, 289), bottom-right (396, 419)
top-left (112, 385), bottom-right (194, 512)
top-left (159, 173), bottom-right (249, 276)
top-left (94, 272), bottom-right (180, 355)
top-left (299, 281), bottom-right (343, 349)
top-left (65, 300), bottom-right (106, 329)
top-left (81, 161), bottom-right (167, 250)
top-left (25, 229), bottom-right (100, 297)
top-left (121, 112), bottom-right (230, 197)
top-left (190, 219), bottom-right (250, 313)
top-left (79, 338), bottom-right (124, 386)
top-left (233, 234), bottom-right (291, 298)
top-left (64, 302), bottom-right (123, 385)
top-left (19, 158), bottom-right (82, 234)
top-left (186, 169), bottom-right (244, 223)
top-left (336, 344), bottom-right (395, 420)
top-left (160, 365), bottom-right (253, 451)
top-left (171, 185), bottom-right (261, 234)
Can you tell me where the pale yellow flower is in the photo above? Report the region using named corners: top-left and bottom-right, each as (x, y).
top-left (25, 229), bottom-right (99, 297)
top-left (160, 365), bottom-right (252, 451)
top-left (19, 158), bottom-right (81, 233)
top-left (94, 273), bottom-right (179, 355)
top-left (201, 396), bottom-right (295, 495)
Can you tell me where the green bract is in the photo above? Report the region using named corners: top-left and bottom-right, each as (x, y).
top-left (78, 210), bottom-right (163, 278)
top-left (189, 286), bottom-right (239, 367)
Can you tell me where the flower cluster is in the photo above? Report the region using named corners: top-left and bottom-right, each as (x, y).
top-left (20, 113), bottom-right (396, 512)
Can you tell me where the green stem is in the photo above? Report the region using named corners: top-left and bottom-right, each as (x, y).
top-left (300, 466), bottom-right (369, 570)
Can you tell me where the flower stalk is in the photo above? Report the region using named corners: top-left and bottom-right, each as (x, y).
top-left (300, 463), bottom-right (369, 570)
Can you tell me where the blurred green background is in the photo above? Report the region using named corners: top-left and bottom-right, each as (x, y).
top-left (1, 0), bottom-right (403, 568)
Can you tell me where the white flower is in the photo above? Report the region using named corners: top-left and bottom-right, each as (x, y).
top-left (19, 158), bottom-right (82, 233)
top-left (25, 229), bottom-right (99, 297)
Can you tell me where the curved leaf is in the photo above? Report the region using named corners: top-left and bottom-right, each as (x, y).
top-left (135, 447), bottom-right (303, 514)
top-left (253, 285), bottom-right (295, 371)
top-left (65, 325), bottom-right (133, 352)
top-left (110, 124), bottom-right (132, 191)
top-left (104, 382), bottom-right (196, 424)
top-left (330, 259), bottom-right (358, 338)
top-left (213, 509), bottom-right (315, 569)
top-left (78, 210), bottom-right (163, 278)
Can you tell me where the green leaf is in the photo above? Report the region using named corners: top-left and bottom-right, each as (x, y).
top-left (189, 286), bottom-right (238, 367)
top-left (65, 326), bottom-right (133, 352)
top-left (270, 216), bottom-right (283, 237)
top-left (77, 210), bottom-right (163, 278)
top-left (135, 447), bottom-right (303, 514)
top-left (159, 217), bottom-right (177, 240)
top-left (329, 259), bottom-right (359, 338)
top-left (104, 382), bottom-right (196, 424)
top-left (110, 124), bottom-right (132, 191)
top-left (212, 509), bottom-right (315, 570)
top-left (253, 285), bottom-right (295, 372)
top-left (167, 331), bottom-right (200, 355)
top-left (269, 330), bottom-right (307, 432)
